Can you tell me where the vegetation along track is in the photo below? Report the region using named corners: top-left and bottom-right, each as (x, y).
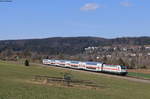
top-left (34, 63), bottom-right (150, 84)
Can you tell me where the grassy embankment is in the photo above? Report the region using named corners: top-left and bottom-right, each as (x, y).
top-left (0, 61), bottom-right (150, 99)
top-left (128, 72), bottom-right (150, 79)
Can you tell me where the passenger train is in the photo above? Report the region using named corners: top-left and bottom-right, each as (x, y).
top-left (42, 59), bottom-right (128, 76)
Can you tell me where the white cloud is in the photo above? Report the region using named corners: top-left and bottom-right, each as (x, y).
top-left (120, 1), bottom-right (132, 7)
top-left (80, 3), bottom-right (102, 11)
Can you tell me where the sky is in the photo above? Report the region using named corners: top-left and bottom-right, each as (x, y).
top-left (0, 0), bottom-right (150, 40)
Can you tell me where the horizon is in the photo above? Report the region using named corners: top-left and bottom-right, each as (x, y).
top-left (0, 0), bottom-right (150, 40)
top-left (0, 36), bottom-right (150, 41)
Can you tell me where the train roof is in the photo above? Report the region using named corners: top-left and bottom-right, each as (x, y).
top-left (70, 60), bottom-right (80, 63)
top-left (85, 61), bottom-right (103, 65)
top-left (105, 64), bottom-right (127, 66)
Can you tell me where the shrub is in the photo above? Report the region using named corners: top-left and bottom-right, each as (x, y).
top-left (63, 72), bottom-right (73, 86)
top-left (24, 60), bottom-right (29, 66)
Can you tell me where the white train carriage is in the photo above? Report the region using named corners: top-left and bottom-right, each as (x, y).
top-left (102, 64), bottom-right (120, 73)
top-left (49, 60), bottom-right (56, 65)
top-left (84, 62), bottom-right (103, 71)
top-left (58, 60), bottom-right (66, 67)
top-left (54, 60), bottom-right (62, 66)
top-left (42, 59), bottom-right (51, 65)
top-left (78, 61), bottom-right (86, 69)
top-left (64, 60), bottom-right (71, 68)
top-left (43, 59), bottom-right (57, 66)
top-left (69, 61), bottom-right (80, 69)
top-left (102, 64), bottom-right (127, 75)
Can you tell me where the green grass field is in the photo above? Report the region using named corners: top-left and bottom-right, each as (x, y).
top-left (128, 72), bottom-right (150, 79)
top-left (0, 61), bottom-right (150, 99)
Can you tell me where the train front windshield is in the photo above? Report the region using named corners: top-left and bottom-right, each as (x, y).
top-left (121, 66), bottom-right (127, 69)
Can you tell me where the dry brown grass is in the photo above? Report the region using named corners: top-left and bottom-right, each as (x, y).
top-left (26, 79), bottom-right (102, 90)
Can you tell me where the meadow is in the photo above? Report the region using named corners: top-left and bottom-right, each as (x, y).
top-left (128, 69), bottom-right (150, 79)
top-left (0, 61), bottom-right (150, 99)
top-left (128, 72), bottom-right (150, 79)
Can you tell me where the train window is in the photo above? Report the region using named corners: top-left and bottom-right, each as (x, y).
top-left (71, 61), bottom-right (79, 64)
top-left (121, 66), bottom-right (127, 69)
top-left (86, 62), bottom-right (97, 65)
top-left (104, 64), bottom-right (118, 67)
top-left (60, 60), bottom-right (65, 62)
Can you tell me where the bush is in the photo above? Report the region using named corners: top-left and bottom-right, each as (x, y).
top-left (63, 72), bottom-right (73, 86)
top-left (24, 60), bottom-right (29, 66)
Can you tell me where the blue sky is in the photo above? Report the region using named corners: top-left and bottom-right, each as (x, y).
top-left (0, 0), bottom-right (150, 40)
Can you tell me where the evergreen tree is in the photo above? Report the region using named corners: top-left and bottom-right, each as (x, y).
top-left (24, 59), bottom-right (29, 66)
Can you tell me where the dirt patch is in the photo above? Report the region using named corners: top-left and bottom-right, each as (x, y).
top-left (26, 79), bottom-right (105, 90)
top-left (31, 75), bottom-right (105, 90)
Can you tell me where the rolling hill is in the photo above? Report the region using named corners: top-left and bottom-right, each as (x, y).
top-left (0, 36), bottom-right (150, 55)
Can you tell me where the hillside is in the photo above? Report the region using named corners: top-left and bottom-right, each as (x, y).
top-left (0, 36), bottom-right (150, 55)
top-left (0, 61), bottom-right (150, 99)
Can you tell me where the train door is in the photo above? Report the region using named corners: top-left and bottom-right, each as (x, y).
top-left (101, 63), bottom-right (105, 72)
